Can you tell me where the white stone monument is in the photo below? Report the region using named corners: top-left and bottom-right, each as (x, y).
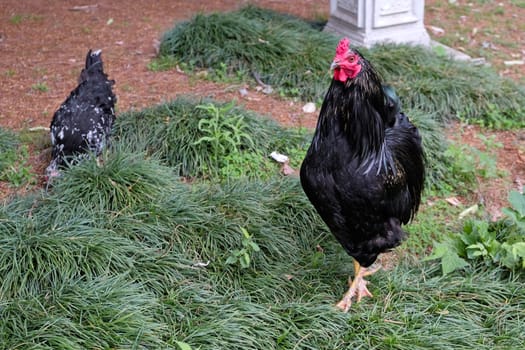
top-left (325, 0), bottom-right (431, 48)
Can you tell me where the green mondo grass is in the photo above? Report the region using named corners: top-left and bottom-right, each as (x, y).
top-left (115, 97), bottom-right (310, 179)
top-left (0, 275), bottom-right (168, 349)
top-left (1, 154), bottom-right (524, 348)
top-left (159, 6), bottom-right (524, 127)
top-left (47, 148), bottom-right (177, 212)
top-left (1, 6), bottom-right (524, 347)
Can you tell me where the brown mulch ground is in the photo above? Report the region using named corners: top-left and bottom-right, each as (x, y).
top-left (1, 0), bottom-right (327, 130)
top-left (1, 0), bottom-right (524, 219)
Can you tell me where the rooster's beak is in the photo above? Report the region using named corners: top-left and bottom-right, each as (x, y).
top-left (330, 60), bottom-right (339, 70)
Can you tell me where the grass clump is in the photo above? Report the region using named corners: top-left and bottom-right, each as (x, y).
top-left (115, 97), bottom-right (309, 179)
top-left (0, 275), bottom-right (168, 349)
top-left (159, 6), bottom-right (336, 101)
top-left (0, 127), bottom-right (35, 187)
top-left (47, 147), bottom-right (176, 212)
top-left (0, 200), bottom-right (137, 298)
top-left (159, 6), bottom-right (524, 128)
top-left (362, 44), bottom-right (525, 127)
top-left (2, 149), bottom-right (525, 348)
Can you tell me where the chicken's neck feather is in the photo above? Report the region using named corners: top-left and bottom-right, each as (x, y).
top-left (314, 70), bottom-right (394, 174)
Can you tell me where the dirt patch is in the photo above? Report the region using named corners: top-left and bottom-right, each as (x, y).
top-left (425, 0), bottom-right (525, 82)
top-left (0, 0), bottom-right (325, 130)
top-left (1, 0), bottom-right (523, 217)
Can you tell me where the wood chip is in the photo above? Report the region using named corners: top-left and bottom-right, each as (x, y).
top-left (426, 25), bottom-right (445, 36)
top-left (504, 60), bottom-right (524, 66)
top-left (69, 5), bottom-right (98, 12)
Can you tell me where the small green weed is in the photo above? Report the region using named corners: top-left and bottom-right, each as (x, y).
top-left (443, 138), bottom-right (500, 193)
top-left (31, 82), bottom-right (48, 93)
top-left (225, 227), bottom-right (261, 269)
top-left (147, 55), bottom-right (180, 72)
top-left (209, 62), bottom-right (228, 81)
top-left (204, 62), bottom-right (248, 83)
top-left (2, 159), bottom-right (34, 188)
top-left (219, 151), bottom-right (273, 180)
top-left (4, 69), bottom-right (16, 78)
top-left (9, 13), bottom-right (42, 24)
top-left (9, 14), bottom-right (24, 24)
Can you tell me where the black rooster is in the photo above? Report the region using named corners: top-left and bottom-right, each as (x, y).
top-left (300, 38), bottom-right (425, 312)
top-left (46, 49), bottom-right (116, 181)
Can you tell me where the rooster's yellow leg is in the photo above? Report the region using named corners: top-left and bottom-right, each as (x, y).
top-left (335, 260), bottom-right (381, 312)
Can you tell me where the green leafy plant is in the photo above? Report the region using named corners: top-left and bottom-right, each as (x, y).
top-left (502, 188), bottom-right (525, 231)
top-left (225, 227), bottom-right (261, 269)
top-left (193, 101), bottom-right (255, 176)
top-left (426, 188), bottom-right (525, 274)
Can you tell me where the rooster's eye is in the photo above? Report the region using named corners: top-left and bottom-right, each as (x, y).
top-left (348, 56), bottom-right (355, 63)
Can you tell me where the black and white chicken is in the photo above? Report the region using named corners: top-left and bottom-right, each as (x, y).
top-left (46, 49), bottom-right (116, 181)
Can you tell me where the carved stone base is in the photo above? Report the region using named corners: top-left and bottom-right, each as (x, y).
top-left (325, 0), bottom-right (431, 47)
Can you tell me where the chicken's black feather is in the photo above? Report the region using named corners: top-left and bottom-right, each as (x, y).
top-left (300, 49), bottom-right (425, 267)
top-left (46, 49), bottom-right (116, 178)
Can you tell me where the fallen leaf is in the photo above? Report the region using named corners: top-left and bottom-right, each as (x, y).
top-left (239, 87), bottom-right (248, 97)
top-left (459, 204), bottom-right (479, 219)
top-left (445, 197), bottom-right (462, 206)
top-left (281, 163), bottom-right (296, 176)
top-left (153, 39), bottom-right (161, 55)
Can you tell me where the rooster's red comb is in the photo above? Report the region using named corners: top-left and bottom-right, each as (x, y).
top-left (336, 37), bottom-right (350, 56)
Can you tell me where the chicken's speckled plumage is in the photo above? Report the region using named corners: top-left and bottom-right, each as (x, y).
top-left (46, 49), bottom-right (116, 179)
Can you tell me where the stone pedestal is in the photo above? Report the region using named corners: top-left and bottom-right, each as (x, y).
top-left (325, 0), bottom-right (431, 47)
